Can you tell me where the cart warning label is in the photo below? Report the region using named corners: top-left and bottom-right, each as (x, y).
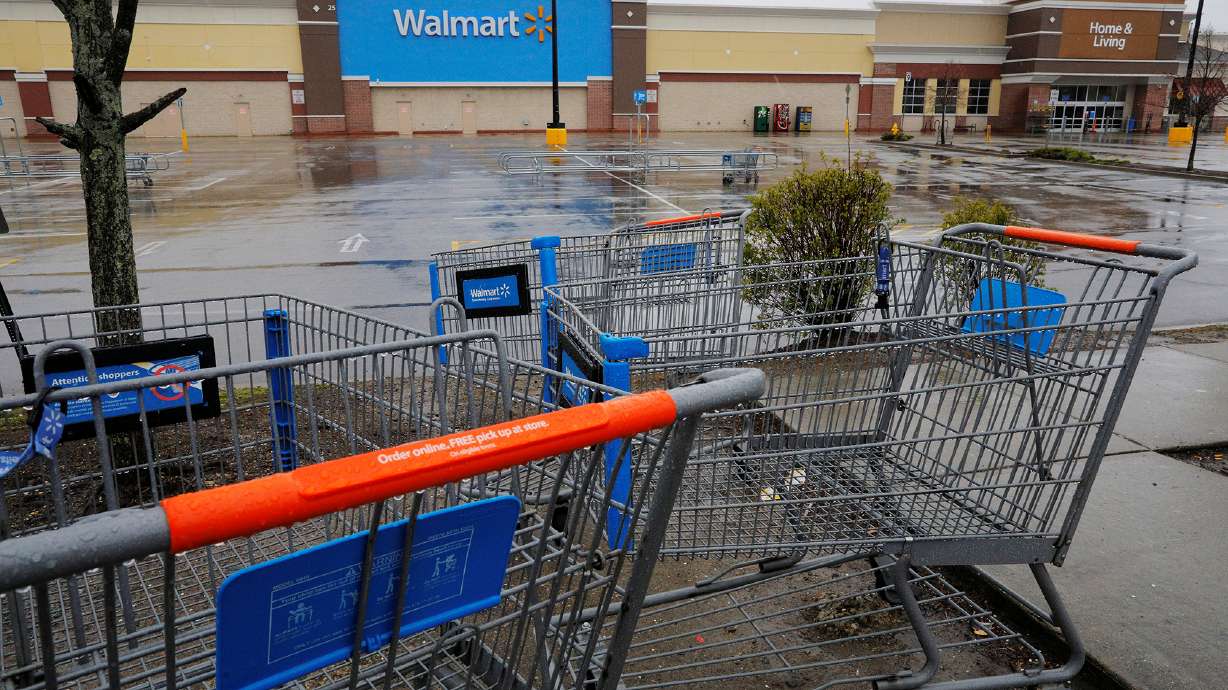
top-left (455, 263), bottom-right (532, 318)
top-left (44, 355), bottom-right (206, 424)
top-left (215, 495), bottom-right (520, 690)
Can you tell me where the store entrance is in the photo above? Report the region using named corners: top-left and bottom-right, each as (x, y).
top-left (1048, 85), bottom-right (1129, 132)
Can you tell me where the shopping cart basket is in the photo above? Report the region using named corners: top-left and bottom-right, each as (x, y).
top-left (429, 210), bottom-right (747, 361)
top-left (0, 332), bottom-right (764, 690)
top-left (543, 223), bottom-right (1197, 564)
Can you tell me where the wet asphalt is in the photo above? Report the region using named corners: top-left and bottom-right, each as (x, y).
top-left (0, 131), bottom-right (1223, 330)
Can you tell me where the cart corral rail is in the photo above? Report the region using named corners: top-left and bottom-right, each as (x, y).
top-left (0, 151), bottom-right (174, 187)
top-left (498, 149), bottom-right (779, 177)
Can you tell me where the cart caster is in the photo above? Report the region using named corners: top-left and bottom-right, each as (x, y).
top-left (142, 178), bottom-right (153, 187)
top-left (721, 174), bottom-right (733, 186)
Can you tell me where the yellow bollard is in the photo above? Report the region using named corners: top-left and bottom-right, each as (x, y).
top-left (1224, 125), bottom-right (1227, 144)
top-left (890, 122), bottom-right (900, 137)
top-left (1168, 126), bottom-right (1193, 145)
top-left (545, 126), bottom-right (567, 149)
top-left (985, 124), bottom-right (992, 142)
top-left (180, 128), bottom-right (189, 153)
top-left (843, 119), bottom-right (849, 137)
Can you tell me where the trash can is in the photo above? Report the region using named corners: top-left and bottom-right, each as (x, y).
top-left (772, 104), bottom-right (791, 132)
top-left (753, 106), bottom-right (771, 132)
top-left (795, 106), bottom-right (813, 132)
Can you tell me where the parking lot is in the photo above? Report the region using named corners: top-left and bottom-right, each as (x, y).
top-left (0, 131), bottom-right (1225, 332)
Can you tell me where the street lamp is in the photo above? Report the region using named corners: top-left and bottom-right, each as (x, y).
top-left (1177, 0), bottom-right (1205, 127)
top-left (545, 0), bottom-right (567, 148)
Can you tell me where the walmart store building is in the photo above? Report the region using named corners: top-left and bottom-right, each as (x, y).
top-left (0, 0), bottom-right (1190, 137)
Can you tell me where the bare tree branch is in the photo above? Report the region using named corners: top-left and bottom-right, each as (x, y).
top-left (119, 87), bottom-right (186, 134)
top-left (109, 0), bottom-right (139, 85)
top-left (34, 117), bottom-right (83, 149)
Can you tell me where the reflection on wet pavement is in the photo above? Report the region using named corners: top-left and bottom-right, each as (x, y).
top-left (0, 132), bottom-right (1222, 329)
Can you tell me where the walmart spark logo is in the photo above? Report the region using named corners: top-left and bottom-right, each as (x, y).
top-left (523, 5), bottom-right (553, 43)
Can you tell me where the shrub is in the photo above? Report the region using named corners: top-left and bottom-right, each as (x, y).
top-left (743, 163), bottom-right (897, 331)
top-left (1026, 146), bottom-right (1096, 163)
top-left (880, 130), bottom-right (914, 141)
top-left (936, 198), bottom-right (1048, 307)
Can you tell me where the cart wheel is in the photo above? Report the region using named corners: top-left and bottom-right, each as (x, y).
top-left (142, 177), bottom-right (153, 187)
top-left (722, 174), bottom-right (733, 185)
top-left (871, 554), bottom-right (904, 605)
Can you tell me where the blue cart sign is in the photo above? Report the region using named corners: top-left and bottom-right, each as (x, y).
top-left (216, 495), bottom-right (521, 690)
top-left (633, 89), bottom-right (647, 105)
top-left (454, 263), bottom-right (532, 318)
top-left (640, 243), bottom-right (698, 274)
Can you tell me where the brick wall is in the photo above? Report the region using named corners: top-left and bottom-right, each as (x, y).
top-left (1131, 83), bottom-right (1168, 133)
top-left (587, 79), bottom-right (612, 131)
top-left (342, 79), bottom-right (373, 133)
top-left (992, 83), bottom-right (1050, 132)
top-left (306, 116), bottom-right (346, 133)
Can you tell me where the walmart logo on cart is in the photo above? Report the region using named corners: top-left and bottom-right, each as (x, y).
top-left (393, 7), bottom-right (553, 41)
top-left (463, 276), bottom-right (518, 308)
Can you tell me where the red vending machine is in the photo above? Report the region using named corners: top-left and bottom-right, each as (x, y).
top-left (772, 104), bottom-right (791, 132)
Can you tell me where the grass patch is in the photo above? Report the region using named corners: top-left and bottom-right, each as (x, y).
top-left (1026, 146), bottom-right (1130, 166)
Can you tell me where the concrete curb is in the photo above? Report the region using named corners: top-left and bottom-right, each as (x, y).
top-left (947, 566), bottom-right (1134, 689)
top-left (875, 140), bottom-right (1228, 183)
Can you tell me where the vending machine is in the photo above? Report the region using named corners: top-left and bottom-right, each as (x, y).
top-left (795, 106), bottom-right (813, 132)
top-left (753, 106), bottom-right (771, 132)
top-left (772, 104), bottom-right (791, 132)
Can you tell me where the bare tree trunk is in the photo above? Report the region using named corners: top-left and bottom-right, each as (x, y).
top-left (80, 134), bottom-right (141, 336)
top-left (1187, 115), bottom-right (1202, 172)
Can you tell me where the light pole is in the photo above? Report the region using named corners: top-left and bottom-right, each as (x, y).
top-left (1177, 0), bottom-right (1205, 127)
top-left (545, 0), bottom-right (566, 147)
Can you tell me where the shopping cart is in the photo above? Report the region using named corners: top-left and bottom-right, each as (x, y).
top-left (537, 223), bottom-right (1195, 688)
top-left (0, 326), bottom-right (765, 690)
top-left (429, 210), bottom-right (748, 361)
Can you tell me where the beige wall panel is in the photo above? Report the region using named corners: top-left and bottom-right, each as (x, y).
top-left (371, 87), bottom-right (587, 133)
top-left (647, 31), bottom-right (873, 76)
top-left (988, 79), bottom-right (1002, 117)
top-left (50, 80), bottom-right (292, 136)
top-left (0, 21), bottom-right (302, 71)
top-left (658, 81), bottom-right (858, 131)
top-left (875, 12), bottom-right (1007, 46)
top-left (0, 80), bottom-right (24, 136)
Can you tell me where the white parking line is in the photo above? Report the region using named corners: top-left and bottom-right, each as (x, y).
top-left (560, 146), bottom-right (688, 213)
top-left (136, 240), bottom-right (167, 256)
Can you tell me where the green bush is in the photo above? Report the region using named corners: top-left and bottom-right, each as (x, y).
top-left (937, 197), bottom-right (1047, 300)
top-left (1026, 146), bottom-right (1096, 163)
top-left (743, 163), bottom-right (896, 330)
top-left (880, 130), bottom-right (914, 141)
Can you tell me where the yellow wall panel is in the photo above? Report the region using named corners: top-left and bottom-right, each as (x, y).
top-left (0, 21), bottom-right (301, 72)
top-left (957, 78), bottom-right (970, 116)
top-left (876, 12), bottom-right (1007, 46)
top-left (893, 78), bottom-right (904, 116)
top-left (647, 31), bottom-right (874, 76)
top-left (988, 79), bottom-right (1002, 117)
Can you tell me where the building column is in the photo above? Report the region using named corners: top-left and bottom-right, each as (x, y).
top-left (586, 77), bottom-right (613, 131)
top-left (16, 72), bottom-right (54, 138)
top-left (1131, 79), bottom-right (1169, 133)
top-left (861, 67), bottom-right (897, 131)
top-left (296, 0), bottom-right (346, 133)
top-left (610, 1), bottom-right (646, 130)
top-left (342, 77), bottom-right (373, 133)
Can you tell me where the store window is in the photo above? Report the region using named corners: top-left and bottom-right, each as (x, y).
top-left (934, 79), bottom-right (958, 114)
top-left (967, 79), bottom-right (991, 115)
top-left (902, 79), bottom-right (925, 114)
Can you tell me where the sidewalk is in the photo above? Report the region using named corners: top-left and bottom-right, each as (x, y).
top-left (885, 131), bottom-right (1228, 175)
top-left (989, 335), bottom-right (1228, 689)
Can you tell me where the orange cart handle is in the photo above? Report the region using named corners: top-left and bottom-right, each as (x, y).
top-left (643, 212), bottom-right (722, 227)
top-left (161, 390), bottom-right (677, 552)
top-left (1003, 226), bottom-right (1140, 254)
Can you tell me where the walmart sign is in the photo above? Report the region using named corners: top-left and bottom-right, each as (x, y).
top-left (337, 0), bottom-right (612, 84)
